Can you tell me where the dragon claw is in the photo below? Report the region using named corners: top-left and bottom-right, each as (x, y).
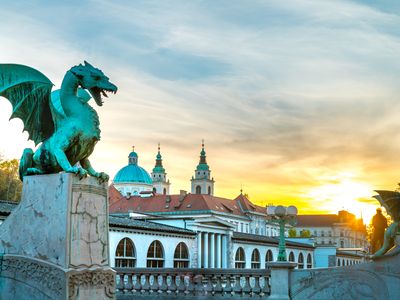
top-left (95, 172), bottom-right (109, 184)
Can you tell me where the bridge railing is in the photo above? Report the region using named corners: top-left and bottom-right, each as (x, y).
top-left (114, 267), bottom-right (271, 297)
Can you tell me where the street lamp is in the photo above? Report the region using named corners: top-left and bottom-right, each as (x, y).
top-left (267, 205), bottom-right (298, 261)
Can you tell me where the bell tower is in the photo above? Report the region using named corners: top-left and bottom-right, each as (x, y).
top-left (151, 143), bottom-right (170, 195)
top-left (191, 140), bottom-right (215, 195)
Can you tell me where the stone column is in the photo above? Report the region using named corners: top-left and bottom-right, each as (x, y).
top-left (268, 262), bottom-right (297, 300)
top-left (0, 173), bottom-right (115, 300)
top-left (197, 232), bottom-right (202, 268)
top-left (204, 232), bottom-right (209, 268)
top-left (210, 233), bottom-right (215, 268)
top-left (221, 234), bottom-right (228, 268)
top-left (216, 234), bottom-right (221, 268)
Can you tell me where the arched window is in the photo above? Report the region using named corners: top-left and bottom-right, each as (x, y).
top-left (208, 186), bottom-right (211, 195)
top-left (174, 242), bottom-right (189, 268)
top-left (147, 240), bottom-right (164, 268)
top-left (235, 247), bottom-right (245, 268)
top-left (152, 187), bottom-right (156, 193)
top-left (163, 188), bottom-right (167, 195)
top-left (251, 249), bottom-right (261, 268)
top-left (337, 259), bottom-right (341, 266)
top-left (307, 253), bottom-right (312, 268)
top-left (115, 238), bottom-right (136, 268)
top-left (265, 249), bottom-right (274, 267)
top-left (196, 185), bottom-right (201, 194)
top-left (288, 251), bottom-right (295, 262)
top-left (298, 253), bottom-right (304, 269)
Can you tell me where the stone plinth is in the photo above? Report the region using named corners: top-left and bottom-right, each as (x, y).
top-left (268, 261), bottom-right (297, 300)
top-left (0, 173), bottom-right (115, 299)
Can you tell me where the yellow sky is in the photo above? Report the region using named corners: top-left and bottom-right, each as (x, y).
top-left (1, 1), bottom-right (399, 226)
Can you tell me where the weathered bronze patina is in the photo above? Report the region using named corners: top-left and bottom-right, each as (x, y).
top-left (0, 61), bottom-right (117, 182)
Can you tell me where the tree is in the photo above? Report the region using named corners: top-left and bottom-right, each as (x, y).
top-left (288, 228), bottom-right (297, 238)
top-left (300, 229), bottom-right (311, 238)
top-left (0, 156), bottom-right (22, 202)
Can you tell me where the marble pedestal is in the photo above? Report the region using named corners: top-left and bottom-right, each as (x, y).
top-left (268, 262), bottom-right (297, 300)
top-left (0, 173), bottom-right (115, 299)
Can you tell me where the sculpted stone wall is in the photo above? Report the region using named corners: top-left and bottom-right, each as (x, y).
top-left (0, 173), bottom-right (115, 299)
top-left (290, 250), bottom-right (400, 300)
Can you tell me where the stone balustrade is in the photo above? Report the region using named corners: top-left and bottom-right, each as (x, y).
top-left (115, 268), bottom-right (271, 298)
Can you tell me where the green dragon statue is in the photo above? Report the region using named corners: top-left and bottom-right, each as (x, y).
top-left (372, 190), bottom-right (400, 258)
top-left (0, 61), bottom-right (117, 183)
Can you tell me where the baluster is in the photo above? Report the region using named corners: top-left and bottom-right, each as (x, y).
top-left (194, 274), bottom-right (204, 295)
top-left (253, 275), bottom-right (261, 296)
top-left (203, 274), bottom-right (213, 295)
top-left (233, 274), bottom-right (242, 294)
top-left (242, 275), bottom-right (251, 296)
top-left (158, 273), bottom-right (168, 294)
top-left (262, 275), bottom-right (271, 295)
top-left (177, 274), bottom-right (186, 294)
top-left (222, 274), bottom-right (232, 295)
top-left (167, 273), bottom-right (177, 294)
top-left (213, 275), bottom-right (223, 296)
top-left (133, 274), bottom-right (141, 294)
top-left (116, 273), bottom-right (124, 293)
top-left (149, 274), bottom-right (159, 293)
top-left (125, 274), bottom-right (133, 294)
top-left (186, 274), bottom-right (195, 295)
top-left (141, 274), bottom-right (150, 294)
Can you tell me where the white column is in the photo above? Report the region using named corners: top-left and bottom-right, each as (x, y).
top-left (197, 232), bottom-right (202, 268)
top-left (204, 232), bottom-right (209, 268)
top-left (210, 233), bottom-right (215, 268)
top-left (216, 234), bottom-right (221, 268)
top-left (221, 234), bottom-right (228, 268)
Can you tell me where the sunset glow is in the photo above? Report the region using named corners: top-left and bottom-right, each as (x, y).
top-left (1, 1), bottom-right (398, 226)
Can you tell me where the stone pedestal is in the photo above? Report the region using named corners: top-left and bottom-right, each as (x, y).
top-left (0, 173), bottom-right (115, 299)
top-left (268, 262), bottom-right (297, 300)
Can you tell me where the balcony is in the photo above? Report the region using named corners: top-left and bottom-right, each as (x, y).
top-left (115, 268), bottom-right (271, 298)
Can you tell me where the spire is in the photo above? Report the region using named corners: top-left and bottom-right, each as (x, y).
top-left (153, 143), bottom-right (165, 173)
top-left (197, 140), bottom-right (209, 170)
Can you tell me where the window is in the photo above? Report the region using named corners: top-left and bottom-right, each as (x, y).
top-left (288, 251), bottom-right (295, 262)
top-left (152, 187), bottom-right (156, 193)
top-left (235, 247), bottom-right (245, 268)
top-left (340, 240), bottom-right (344, 248)
top-left (328, 231), bottom-right (332, 237)
top-left (307, 253), bottom-right (312, 268)
top-left (251, 249), bottom-right (261, 268)
top-left (321, 230), bottom-right (325, 237)
top-left (337, 259), bottom-right (341, 266)
top-left (147, 240), bottom-right (164, 268)
top-left (115, 238), bottom-right (136, 268)
top-left (163, 188), bottom-right (166, 195)
top-left (196, 185), bottom-right (201, 194)
top-left (174, 242), bottom-right (189, 268)
top-left (265, 249), bottom-right (274, 267)
top-left (298, 253), bottom-right (304, 269)
top-left (208, 186), bottom-right (211, 195)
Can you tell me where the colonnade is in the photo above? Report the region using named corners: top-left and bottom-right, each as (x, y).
top-left (197, 232), bottom-right (228, 268)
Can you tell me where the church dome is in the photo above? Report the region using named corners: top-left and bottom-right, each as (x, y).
top-left (113, 149), bottom-right (152, 185)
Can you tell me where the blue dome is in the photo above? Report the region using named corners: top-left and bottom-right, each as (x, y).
top-left (113, 164), bottom-right (152, 184)
top-left (114, 148), bottom-right (152, 184)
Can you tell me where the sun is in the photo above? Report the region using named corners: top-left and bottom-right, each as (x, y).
top-left (306, 172), bottom-right (378, 224)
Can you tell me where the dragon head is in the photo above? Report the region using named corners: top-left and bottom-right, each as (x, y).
top-left (70, 61), bottom-right (117, 106)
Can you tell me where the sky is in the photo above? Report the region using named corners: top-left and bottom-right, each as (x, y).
top-left (1, 0), bottom-right (400, 224)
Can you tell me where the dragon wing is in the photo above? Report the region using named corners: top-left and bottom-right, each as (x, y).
top-left (374, 190), bottom-right (400, 220)
top-left (0, 64), bottom-right (54, 145)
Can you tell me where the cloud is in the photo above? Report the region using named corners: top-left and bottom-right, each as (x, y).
top-left (1, 0), bottom-right (400, 219)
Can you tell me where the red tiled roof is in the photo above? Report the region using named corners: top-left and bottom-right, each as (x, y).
top-left (109, 186), bottom-right (267, 217)
top-left (296, 215), bottom-right (339, 227)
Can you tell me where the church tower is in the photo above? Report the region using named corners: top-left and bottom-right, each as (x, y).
top-left (151, 144), bottom-right (170, 195)
top-left (191, 141), bottom-right (215, 195)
